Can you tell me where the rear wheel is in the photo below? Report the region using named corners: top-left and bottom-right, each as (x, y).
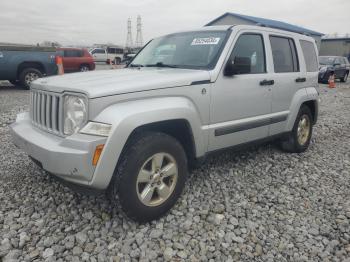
top-left (340, 72), bottom-right (348, 82)
top-left (19, 68), bottom-right (42, 89)
top-left (108, 132), bottom-right (188, 222)
top-left (79, 65), bottom-right (90, 72)
top-left (280, 105), bottom-right (313, 153)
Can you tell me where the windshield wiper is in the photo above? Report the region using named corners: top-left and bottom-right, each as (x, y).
top-left (129, 64), bottom-right (144, 67)
top-left (145, 62), bottom-right (178, 68)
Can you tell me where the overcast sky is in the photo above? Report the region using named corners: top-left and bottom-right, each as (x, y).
top-left (1, 0), bottom-right (349, 46)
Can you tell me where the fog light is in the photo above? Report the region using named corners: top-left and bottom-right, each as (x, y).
top-left (92, 145), bottom-right (104, 166)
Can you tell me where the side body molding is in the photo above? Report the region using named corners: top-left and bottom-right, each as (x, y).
top-left (89, 96), bottom-right (206, 189)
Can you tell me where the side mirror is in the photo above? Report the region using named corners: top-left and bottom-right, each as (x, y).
top-left (224, 57), bottom-right (251, 76)
top-left (333, 63), bottom-right (340, 67)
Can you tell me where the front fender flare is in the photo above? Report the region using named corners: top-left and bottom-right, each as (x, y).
top-left (89, 96), bottom-right (206, 189)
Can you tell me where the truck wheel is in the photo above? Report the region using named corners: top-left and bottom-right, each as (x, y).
top-left (340, 72), bottom-right (348, 82)
top-left (79, 65), bottom-right (90, 72)
top-left (19, 68), bottom-right (42, 89)
top-left (108, 132), bottom-right (188, 222)
top-left (281, 105), bottom-right (313, 153)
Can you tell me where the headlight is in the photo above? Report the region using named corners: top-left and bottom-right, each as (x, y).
top-left (80, 122), bottom-right (112, 137)
top-left (319, 66), bottom-right (328, 73)
top-left (63, 95), bottom-right (87, 135)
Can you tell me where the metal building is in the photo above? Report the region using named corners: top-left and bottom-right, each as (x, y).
top-left (319, 38), bottom-right (350, 60)
top-left (206, 12), bottom-right (323, 50)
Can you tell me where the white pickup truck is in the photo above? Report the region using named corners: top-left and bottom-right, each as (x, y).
top-left (11, 25), bottom-right (319, 222)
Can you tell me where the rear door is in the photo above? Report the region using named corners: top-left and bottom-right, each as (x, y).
top-left (62, 50), bottom-right (80, 71)
top-left (299, 39), bottom-right (319, 88)
top-left (267, 34), bottom-right (303, 136)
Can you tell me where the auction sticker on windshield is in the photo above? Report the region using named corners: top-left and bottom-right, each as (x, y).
top-left (191, 37), bottom-right (220, 45)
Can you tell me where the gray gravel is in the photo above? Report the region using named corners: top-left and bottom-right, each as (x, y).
top-left (1, 80), bottom-right (350, 261)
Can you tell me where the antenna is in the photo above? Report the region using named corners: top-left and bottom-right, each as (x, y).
top-left (126, 18), bottom-right (133, 48)
top-left (135, 15), bottom-right (143, 48)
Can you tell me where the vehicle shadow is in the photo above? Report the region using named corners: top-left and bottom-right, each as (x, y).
top-left (0, 83), bottom-right (25, 91)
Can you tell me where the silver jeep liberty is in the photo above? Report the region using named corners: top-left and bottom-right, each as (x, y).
top-left (11, 25), bottom-right (319, 222)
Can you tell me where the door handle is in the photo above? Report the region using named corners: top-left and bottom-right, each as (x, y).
top-left (260, 79), bottom-right (274, 86)
top-left (295, 77), bottom-right (306, 83)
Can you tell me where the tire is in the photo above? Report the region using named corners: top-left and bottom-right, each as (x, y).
top-left (19, 68), bottom-right (42, 90)
top-left (114, 57), bottom-right (121, 65)
top-left (280, 105), bottom-right (313, 153)
top-left (79, 65), bottom-right (90, 72)
top-left (340, 72), bottom-right (348, 82)
top-left (108, 132), bottom-right (188, 222)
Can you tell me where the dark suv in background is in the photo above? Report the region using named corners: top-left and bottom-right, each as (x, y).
top-left (318, 56), bottom-right (349, 83)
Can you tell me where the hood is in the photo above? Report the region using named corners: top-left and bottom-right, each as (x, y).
top-left (31, 68), bottom-right (211, 98)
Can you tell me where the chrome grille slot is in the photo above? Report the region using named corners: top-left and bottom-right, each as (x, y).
top-left (30, 90), bottom-right (62, 135)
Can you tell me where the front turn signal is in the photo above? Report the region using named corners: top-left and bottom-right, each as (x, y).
top-left (92, 144), bottom-right (104, 166)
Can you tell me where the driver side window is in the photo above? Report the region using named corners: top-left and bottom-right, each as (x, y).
top-left (229, 34), bottom-right (266, 74)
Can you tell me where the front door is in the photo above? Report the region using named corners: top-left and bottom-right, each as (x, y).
top-left (209, 31), bottom-right (272, 151)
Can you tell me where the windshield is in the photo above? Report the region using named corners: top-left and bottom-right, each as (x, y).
top-left (319, 56), bottom-right (335, 65)
top-left (129, 31), bottom-right (229, 69)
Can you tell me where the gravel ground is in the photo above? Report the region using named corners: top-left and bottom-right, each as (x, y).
top-left (0, 80), bottom-right (350, 262)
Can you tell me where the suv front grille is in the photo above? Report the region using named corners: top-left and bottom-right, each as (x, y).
top-left (30, 90), bottom-right (64, 135)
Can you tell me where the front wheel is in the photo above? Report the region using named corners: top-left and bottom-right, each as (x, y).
top-left (281, 105), bottom-right (313, 153)
top-left (108, 132), bottom-right (188, 222)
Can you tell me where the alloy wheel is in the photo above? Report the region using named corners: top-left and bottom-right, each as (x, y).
top-left (24, 72), bottom-right (39, 85)
top-left (297, 114), bottom-right (311, 145)
top-left (136, 152), bottom-right (178, 207)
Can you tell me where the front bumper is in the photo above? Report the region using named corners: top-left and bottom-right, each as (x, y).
top-left (10, 112), bottom-right (107, 188)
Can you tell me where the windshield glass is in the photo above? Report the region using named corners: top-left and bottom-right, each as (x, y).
top-left (319, 56), bottom-right (335, 65)
top-left (129, 31), bottom-right (229, 69)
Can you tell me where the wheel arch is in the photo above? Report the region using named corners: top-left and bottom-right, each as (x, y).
top-left (302, 100), bottom-right (318, 125)
top-left (123, 119), bottom-right (197, 166)
top-left (17, 61), bottom-right (45, 78)
top-left (285, 88), bottom-right (318, 131)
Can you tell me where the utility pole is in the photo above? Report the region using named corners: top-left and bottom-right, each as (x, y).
top-left (135, 15), bottom-right (143, 48)
top-left (126, 18), bottom-right (133, 48)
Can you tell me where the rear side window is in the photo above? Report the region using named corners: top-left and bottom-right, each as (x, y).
top-left (64, 50), bottom-right (83, 57)
top-left (300, 40), bottom-right (318, 72)
top-left (229, 33), bottom-right (266, 74)
top-left (270, 36), bottom-right (299, 73)
top-left (108, 47), bottom-right (124, 54)
top-left (92, 49), bottom-right (105, 54)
